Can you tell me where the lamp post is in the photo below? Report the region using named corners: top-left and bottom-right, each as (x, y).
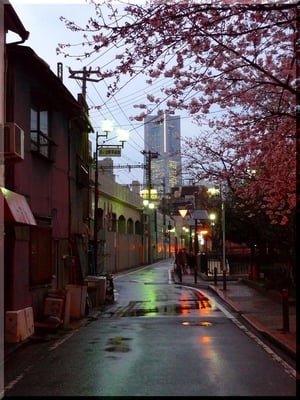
top-left (221, 187), bottom-right (226, 289)
top-left (209, 212), bottom-right (216, 253)
top-left (194, 218), bottom-right (199, 254)
top-left (143, 198), bottom-right (156, 264)
top-left (93, 119), bottom-right (128, 275)
top-left (207, 185), bottom-right (226, 288)
top-left (190, 209), bottom-right (209, 273)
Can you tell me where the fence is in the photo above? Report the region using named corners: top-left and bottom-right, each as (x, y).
top-left (201, 252), bottom-right (250, 276)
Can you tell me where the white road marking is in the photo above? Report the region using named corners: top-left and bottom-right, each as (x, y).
top-left (48, 330), bottom-right (79, 351)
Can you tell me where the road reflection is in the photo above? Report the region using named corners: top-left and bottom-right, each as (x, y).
top-left (111, 290), bottom-right (215, 317)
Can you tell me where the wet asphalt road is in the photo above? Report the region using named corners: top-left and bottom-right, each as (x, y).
top-left (4, 260), bottom-right (296, 396)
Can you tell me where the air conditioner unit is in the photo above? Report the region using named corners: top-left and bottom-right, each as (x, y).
top-left (3, 122), bottom-right (25, 160)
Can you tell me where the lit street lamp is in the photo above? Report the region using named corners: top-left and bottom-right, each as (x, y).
top-left (142, 197), bottom-right (156, 264)
top-left (209, 212), bottom-right (216, 252)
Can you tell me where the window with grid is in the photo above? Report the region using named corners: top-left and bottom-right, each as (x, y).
top-left (30, 107), bottom-right (53, 159)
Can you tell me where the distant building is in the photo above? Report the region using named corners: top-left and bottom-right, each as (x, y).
top-left (143, 114), bottom-right (182, 195)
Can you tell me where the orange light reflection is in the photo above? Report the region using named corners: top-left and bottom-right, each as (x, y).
top-left (180, 293), bottom-right (190, 315)
top-left (199, 336), bottom-right (211, 343)
top-left (196, 300), bottom-right (212, 315)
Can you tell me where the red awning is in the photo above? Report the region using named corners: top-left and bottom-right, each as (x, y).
top-left (0, 187), bottom-right (36, 226)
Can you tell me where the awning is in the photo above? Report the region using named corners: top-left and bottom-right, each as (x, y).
top-left (0, 187), bottom-right (37, 226)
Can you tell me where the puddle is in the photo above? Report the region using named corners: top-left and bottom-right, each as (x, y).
top-left (105, 336), bottom-right (132, 352)
top-left (104, 293), bottom-right (214, 318)
top-left (181, 320), bottom-right (213, 326)
top-left (118, 300), bottom-right (213, 317)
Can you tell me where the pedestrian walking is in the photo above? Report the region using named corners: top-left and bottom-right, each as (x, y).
top-left (175, 248), bottom-right (188, 282)
top-left (187, 250), bottom-right (198, 283)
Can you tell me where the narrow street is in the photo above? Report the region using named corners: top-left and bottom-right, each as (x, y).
top-left (4, 261), bottom-right (296, 397)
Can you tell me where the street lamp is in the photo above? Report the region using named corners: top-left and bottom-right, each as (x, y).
top-left (93, 119), bottom-right (129, 275)
top-left (209, 212), bottom-right (216, 224)
top-left (116, 128), bottom-right (130, 147)
top-left (209, 212), bottom-right (216, 252)
top-left (142, 197), bottom-right (156, 264)
top-left (207, 185), bottom-right (226, 288)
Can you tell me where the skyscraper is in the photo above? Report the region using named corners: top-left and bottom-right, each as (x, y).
top-left (143, 114), bottom-right (182, 195)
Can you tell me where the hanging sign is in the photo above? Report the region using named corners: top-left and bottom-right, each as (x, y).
top-left (98, 147), bottom-right (121, 157)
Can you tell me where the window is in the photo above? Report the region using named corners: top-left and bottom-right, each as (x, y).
top-left (30, 107), bottom-right (53, 159)
top-left (111, 213), bottom-right (117, 232)
top-left (118, 216), bottom-right (126, 233)
top-left (127, 218), bottom-right (134, 234)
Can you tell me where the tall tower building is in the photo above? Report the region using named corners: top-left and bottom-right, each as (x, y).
top-left (143, 114), bottom-right (182, 195)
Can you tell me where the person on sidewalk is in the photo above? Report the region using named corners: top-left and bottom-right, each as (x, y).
top-left (187, 250), bottom-right (198, 283)
top-left (175, 248), bottom-right (187, 282)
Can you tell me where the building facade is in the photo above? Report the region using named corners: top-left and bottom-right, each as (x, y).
top-left (3, 41), bottom-right (93, 318)
top-left (143, 114), bottom-right (182, 195)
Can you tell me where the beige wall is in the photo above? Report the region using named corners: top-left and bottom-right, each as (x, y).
top-left (102, 231), bottom-right (143, 274)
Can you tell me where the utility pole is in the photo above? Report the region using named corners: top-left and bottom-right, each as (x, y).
top-left (69, 66), bottom-right (102, 100)
top-left (141, 150), bottom-right (159, 264)
top-left (69, 66), bottom-right (103, 275)
top-left (94, 132), bottom-right (100, 275)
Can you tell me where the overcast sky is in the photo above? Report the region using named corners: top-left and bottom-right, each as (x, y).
top-left (9, 0), bottom-right (202, 186)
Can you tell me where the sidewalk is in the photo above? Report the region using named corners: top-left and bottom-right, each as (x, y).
top-left (179, 270), bottom-right (297, 360)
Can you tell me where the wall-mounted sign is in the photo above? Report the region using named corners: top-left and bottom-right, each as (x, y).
top-left (98, 147), bottom-right (121, 157)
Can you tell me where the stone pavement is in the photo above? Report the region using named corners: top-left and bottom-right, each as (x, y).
top-left (178, 270), bottom-right (297, 360)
